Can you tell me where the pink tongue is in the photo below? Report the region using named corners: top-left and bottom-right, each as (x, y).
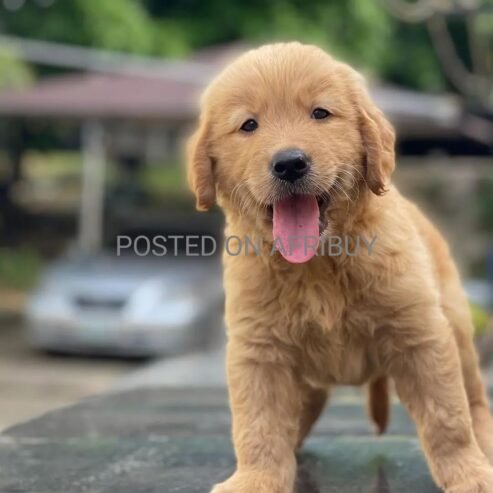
top-left (273, 195), bottom-right (319, 263)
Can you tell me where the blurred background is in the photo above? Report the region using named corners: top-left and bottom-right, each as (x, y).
top-left (0, 0), bottom-right (491, 430)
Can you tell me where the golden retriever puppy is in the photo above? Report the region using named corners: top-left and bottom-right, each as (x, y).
top-left (187, 42), bottom-right (493, 493)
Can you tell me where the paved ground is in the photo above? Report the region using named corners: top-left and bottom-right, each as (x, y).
top-left (0, 313), bottom-right (138, 431)
top-left (0, 387), bottom-right (440, 493)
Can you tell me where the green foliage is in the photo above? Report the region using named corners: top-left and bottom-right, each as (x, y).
top-left (24, 151), bottom-right (82, 180)
top-left (139, 162), bottom-right (186, 197)
top-left (0, 246), bottom-right (41, 290)
top-left (471, 302), bottom-right (490, 336)
top-left (0, 0), bottom-right (469, 90)
top-left (383, 23), bottom-right (447, 91)
top-left (0, 0), bottom-right (156, 54)
top-left (240, 0), bottom-right (392, 71)
top-left (0, 46), bottom-right (33, 89)
top-left (140, 0), bottom-right (448, 89)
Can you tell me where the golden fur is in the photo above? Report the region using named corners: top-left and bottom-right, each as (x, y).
top-left (187, 42), bottom-right (493, 493)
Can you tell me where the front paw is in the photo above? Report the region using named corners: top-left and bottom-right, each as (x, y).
top-left (211, 470), bottom-right (293, 493)
top-left (445, 468), bottom-right (493, 493)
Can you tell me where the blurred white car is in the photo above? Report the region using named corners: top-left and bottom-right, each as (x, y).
top-left (26, 250), bottom-right (223, 357)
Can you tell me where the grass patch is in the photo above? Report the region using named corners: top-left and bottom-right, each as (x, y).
top-left (0, 247), bottom-right (42, 291)
top-left (23, 151), bottom-right (82, 181)
top-left (139, 162), bottom-right (187, 197)
top-left (23, 152), bottom-right (188, 197)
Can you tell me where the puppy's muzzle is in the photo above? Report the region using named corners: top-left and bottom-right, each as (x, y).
top-left (271, 149), bottom-right (311, 183)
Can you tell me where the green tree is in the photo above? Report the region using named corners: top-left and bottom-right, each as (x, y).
top-left (0, 47), bottom-right (33, 89)
top-left (0, 0), bottom-right (156, 54)
top-left (141, 0), bottom-right (447, 90)
top-left (4, 0), bottom-right (483, 92)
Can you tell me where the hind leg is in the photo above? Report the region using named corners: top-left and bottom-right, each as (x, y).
top-left (296, 386), bottom-right (329, 449)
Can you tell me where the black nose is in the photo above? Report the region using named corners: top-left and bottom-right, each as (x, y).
top-left (271, 149), bottom-right (310, 183)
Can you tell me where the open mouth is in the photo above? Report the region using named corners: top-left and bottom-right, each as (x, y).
top-left (267, 193), bottom-right (330, 264)
top-left (316, 195), bottom-right (330, 231)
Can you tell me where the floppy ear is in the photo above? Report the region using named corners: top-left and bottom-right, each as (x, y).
top-left (358, 90), bottom-right (396, 196)
top-left (186, 116), bottom-right (216, 211)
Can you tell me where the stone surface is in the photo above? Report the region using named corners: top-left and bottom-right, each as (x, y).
top-left (0, 387), bottom-right (440, 493)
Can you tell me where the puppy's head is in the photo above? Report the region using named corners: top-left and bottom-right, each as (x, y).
top-left (187, 43), bottom-right (395, 262)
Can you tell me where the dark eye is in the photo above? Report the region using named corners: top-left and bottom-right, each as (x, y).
top-left (311, 108), bottom-right (331, 120)
top-left (240, 119), bottom-right (258, 132)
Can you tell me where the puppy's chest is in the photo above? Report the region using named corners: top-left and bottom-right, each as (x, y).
top-left (297, 318), bottom-right (375, 386)
top-left (280, 282), bottom-right (376, 386)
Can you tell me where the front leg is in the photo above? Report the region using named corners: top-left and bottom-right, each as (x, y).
top-left (388, 309), bottom-right (493, 493)
top-left (212, 339), bottom-right (301, 493)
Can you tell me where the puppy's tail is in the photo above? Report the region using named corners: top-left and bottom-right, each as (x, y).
top-left (367, 376), bottom-right (390, 435)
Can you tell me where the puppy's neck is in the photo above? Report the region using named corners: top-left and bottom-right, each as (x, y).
top-left (325, 183), bottom-right (379, 237)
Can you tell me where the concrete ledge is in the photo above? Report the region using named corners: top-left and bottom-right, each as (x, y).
top-left (0, 386), bottom-right (441, 492)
